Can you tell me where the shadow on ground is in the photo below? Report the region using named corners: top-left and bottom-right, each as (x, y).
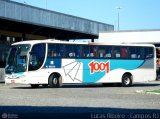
top-left (0, 106), bottom-right (159, 119)
top-left (10, 81), bottom-right (160, 89)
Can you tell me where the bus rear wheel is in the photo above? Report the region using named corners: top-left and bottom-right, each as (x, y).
top-left (49, 74), bottom-right (62, 88)
top-left (122, 74), bottom-right (132, 87)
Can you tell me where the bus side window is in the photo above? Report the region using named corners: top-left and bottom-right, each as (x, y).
top-left (129, 47), bottom-right (143, 59)
top-left (29, 43), bottom-right (46, 71)
top-left (129, 47), bottom-right (137, 59)
top-left (121, 47), bottom-right (128, 58)
top-left (98, 46), bottom-right (105, 58)
top-left (144, 47), bottom-right (154, 59)
top-left (136, 48), bottom-right (143, 59)
top-left (82, 45), bottom-right (90, 58)
top-left (90, 46), bottom-right (97, 58)
top-left (65, 45), bottom-right (74, 58)
top-left (113, 47), bottom-right (121, 58)
top-left (74, 45), bottom-right (81, 58)
top-left (56, 44), bottom-right (65, 57)
top-left (105, 47), bottom-right (112, 58)
top-left (48, 44), bottom-right (56, 57)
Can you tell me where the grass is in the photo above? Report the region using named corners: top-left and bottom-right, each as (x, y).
top-left (145, 89), bottom-right (160, 93)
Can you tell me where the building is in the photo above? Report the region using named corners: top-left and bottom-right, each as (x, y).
top-left (98, 30), bottom-right (160, 45)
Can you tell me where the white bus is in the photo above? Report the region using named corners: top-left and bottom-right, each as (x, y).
top-left (5, 39), bottom-right (156, 88)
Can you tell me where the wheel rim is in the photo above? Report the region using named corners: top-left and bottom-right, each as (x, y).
top-left (124, 77), bottom-right (130, 85)
top-left (53, 77), bottom-right (58, 85)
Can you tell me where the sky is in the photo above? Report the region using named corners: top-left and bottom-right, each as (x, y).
top-left (13, 0), bottom-right (160, 31)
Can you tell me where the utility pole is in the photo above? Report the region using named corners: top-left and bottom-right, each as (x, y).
top-left (46, 0), bottom-right (48, 9)
top-left (116, 6), bottom-right (122, 31)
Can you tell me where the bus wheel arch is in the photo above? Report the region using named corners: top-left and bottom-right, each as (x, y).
top-left (121, 72), bottom-right (133, 87)
top-left (48, 72), bottom-right (62, 88)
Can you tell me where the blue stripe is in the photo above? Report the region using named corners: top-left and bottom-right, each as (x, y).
top-left (77, 59), bottom-right (144, 83)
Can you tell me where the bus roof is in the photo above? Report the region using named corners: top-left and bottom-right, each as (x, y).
top-left (12, 39), bottom-right (155, 47)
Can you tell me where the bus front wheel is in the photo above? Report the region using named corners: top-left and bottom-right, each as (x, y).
top-left (49, 74), bottom-right (62, 88)
top-left (122, 73), bottom-right (132, 87)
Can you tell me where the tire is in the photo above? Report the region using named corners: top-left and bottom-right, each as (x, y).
top-left (49, 74), bottom-right (62, 88)
top-left (122, 74), bottom-right (132, 87)
top-left (31, 84), bottom-right (39, 88)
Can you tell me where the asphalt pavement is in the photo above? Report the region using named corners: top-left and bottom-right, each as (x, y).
top-left (0, 81), bottom-right (160, 119)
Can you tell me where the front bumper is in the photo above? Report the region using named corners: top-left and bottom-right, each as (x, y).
top-left (5, 74), bottom-right (29, 84)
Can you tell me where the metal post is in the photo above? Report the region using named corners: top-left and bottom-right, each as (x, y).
top-left (118, 11), bottom-right (119, 31)
top-left (46, 0), bottom-right (47, 9)
top-left (91, 39), bottom-right (94, 42)
top-left (116, 7), bottom-right (122, 31)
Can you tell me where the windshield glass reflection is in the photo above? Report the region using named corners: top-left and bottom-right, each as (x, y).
top-left (5, 44), bottom-right (30, 74)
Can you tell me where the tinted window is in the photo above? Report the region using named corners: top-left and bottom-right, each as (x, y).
top-left (129, 47), bottom-right (137, 59)
top-left (29, 43), bottom-right (46, 71)
top-left (82, 45), bottom-right (90, 58)
top-left (90, 45), bottom-right (97, 58)
top-left (56, 44), bottom-right (65, 57)
top-left (65, 45), bottom-right (75, 58)
top-left (47, 44), bottom-right (153, 60)
top-left (113, 47), bottom-right (121, 58)
top-left (129, 47), bottom-right (143, 59)
top-left (48, 44), bottom-right (65, 57)
top-left (73, 45), bottom-right (82, 58)
top-left (120, 47), bottom-right (128, 58)
top-left (136, 47), bottom-right (143, 59)
top-left (144, 47), bottom-right (154, 59)
top-left (98, 46), bottom-right (112, 58)
top-left (48, 44), bottom-right (56, 57)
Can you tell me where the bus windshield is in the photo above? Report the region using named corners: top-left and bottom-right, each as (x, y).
top-left (5, 44), bottom-right (30, 74)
